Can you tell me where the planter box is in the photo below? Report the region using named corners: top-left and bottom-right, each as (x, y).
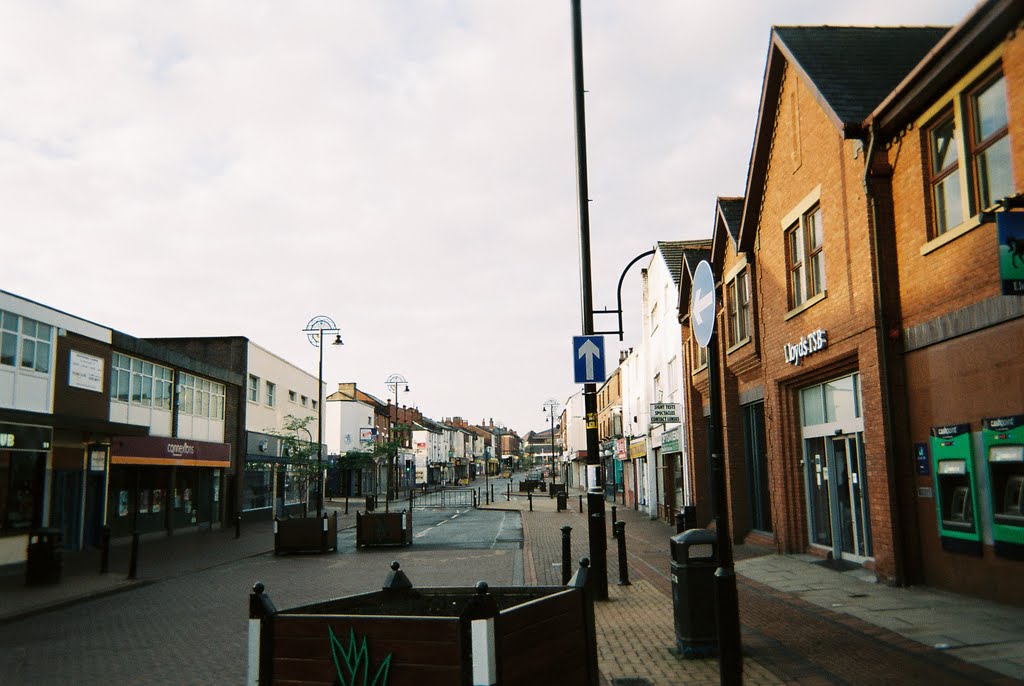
top-left (356, 509), bottom-right (413, 548)
top-left (274, 513), bottom-right (338, 555)
top-left (247, 564), bottom-right (599, 686)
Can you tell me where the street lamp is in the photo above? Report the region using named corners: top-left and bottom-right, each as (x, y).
top-left (385, 373), bottom-right (410, 512)
top-left (303, 315), bottom-right (343, 518)
top-left (543, 399), bottom-right (559, 490)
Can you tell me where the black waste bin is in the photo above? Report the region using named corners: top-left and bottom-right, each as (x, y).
top-left (556, 492), bottom-right (567, 511)
top-left (26, 528), bottom-right (63, 585)
top-left (365, 495), bottom-right (376, 512)
top-left (670, 528), bottom-right (718, 658)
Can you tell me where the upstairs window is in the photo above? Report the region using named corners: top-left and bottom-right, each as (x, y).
top-left (265, 381), bottom-right (276, 408)
top-left (247, 374), bottom-right (260, 403)
top-left (727, 267), bottom-right (752, 346)
top-left (18, 317), bottom-right (52, 373)
top-left (786, 205), bottom-right (824, 309)
top-left (924, 65), bottom-right (1013, 240)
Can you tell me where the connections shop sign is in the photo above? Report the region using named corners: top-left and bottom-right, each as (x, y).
top-left (784, 328), bottom-right (828, 366)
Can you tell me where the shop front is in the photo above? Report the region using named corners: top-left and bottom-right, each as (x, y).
top-left (108, 436), bottom-right (228, 538)
top-left (241, 432), bottom-right (310, 520)
top-left (662, 427), bottom-right (685, 523)
top-left (0, 422), bottom-right (52, 565)
top-left (626, 438), bottom-right (647, 510)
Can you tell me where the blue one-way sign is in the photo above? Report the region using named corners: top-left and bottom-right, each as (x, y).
top-left (573, 335), bottom-right (606, 384)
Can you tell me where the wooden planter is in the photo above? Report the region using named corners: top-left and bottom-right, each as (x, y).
top-left (274, 513), bottom-right (338, 555)
top-left (247, 563), bottom-right (599, 686)
top-left (356, 509), bottom-right (413, 548)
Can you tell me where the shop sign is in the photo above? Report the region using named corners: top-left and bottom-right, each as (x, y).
top-left (997, 212), bottom-right (1024, 295)
top-left (89, 446), bottom-right (107, 472)
top-left (0, 423), bottom-right (52, 451)
top-left (651, 403), bottom-right (681, 424)
top-left (69, 350), bottom-right (105, 392)
top-left (783, 329), bottom-right (828, 366)
top-left (112, 435), bottom-right (231, 467)
top-left (615, 438), bottom-right (627, 461)
top-left (662, 428), bottom-right (681, 454)
top-left (628, 439), bottom-right (647, 460)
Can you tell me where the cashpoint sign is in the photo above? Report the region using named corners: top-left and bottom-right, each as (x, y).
top-left (914, 443), bottom-right (930, 476)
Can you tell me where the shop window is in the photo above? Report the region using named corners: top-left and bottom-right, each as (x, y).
top-left (800, 373), bottom-right (862, 428)
top-left (1, 451), bottom-right (44, 535)
top-left (786, 205), bottom-right (825, 309)
top-left (925, 67), bottom-right (1013, 239)
top-left (265, 381), bottom-right (276, 408)
top-left (248, 374), bottom-right (260, 403)
top-left (727, 267), bottom-right (751, 347)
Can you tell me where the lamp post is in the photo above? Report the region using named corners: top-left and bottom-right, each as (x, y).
top-left (543, 399), bottom-right (559, 490)
top-left (303, 316), bottom-right (342, 518)
top-left (385, 373), bottom-right (410, 513)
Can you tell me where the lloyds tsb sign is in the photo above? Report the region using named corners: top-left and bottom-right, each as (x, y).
top-left (784, 329), bottom-right (828, 366)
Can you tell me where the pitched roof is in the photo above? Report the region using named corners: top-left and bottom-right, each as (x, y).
top-left (657, 240), bottom-right (712, 287)
top-left (774, 26), bottom-right (949, 128)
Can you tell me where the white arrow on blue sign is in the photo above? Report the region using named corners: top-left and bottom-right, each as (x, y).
top-left (572, 335), bottom-right (606, 384)
top-left (691, 260), bottom-right (716, 348)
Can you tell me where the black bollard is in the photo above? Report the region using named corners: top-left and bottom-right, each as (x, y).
top-left (561, 525), bottom-right (573, 585)
top-left (507, 483), bottom-right (511, 501)
top-left (345, 496), bottom-right (349, 515)
top-left (529, 492), bottom-right (533, 512)
top-left (612, 505), bottom-right (618, 530)
top-left (99, 525), bottom-right (111, 574)
top-left (128, 531), bottom-right (139, 580)
top-left (579, 494), bottom-right (583, 513)
top-left (675, 511), bottom-right (686, 533)
top-left (490, 484), bottom-right (494, 503)
top-left (614, 521), bottom-right (631, 586)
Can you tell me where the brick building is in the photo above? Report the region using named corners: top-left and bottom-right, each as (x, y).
top-left (680, 0), bottom-right (1024, 604)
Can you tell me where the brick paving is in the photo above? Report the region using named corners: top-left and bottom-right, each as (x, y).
top-left (487, 490), bottom-right (1024, 686)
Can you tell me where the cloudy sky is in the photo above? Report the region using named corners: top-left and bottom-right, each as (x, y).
top-left (1, 0), bottom-right (975, 436)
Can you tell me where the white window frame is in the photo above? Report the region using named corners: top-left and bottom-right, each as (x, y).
top-left (265, 381), bottom-right (276, 408)
top-left (248, 374), bottom-right (260, 403)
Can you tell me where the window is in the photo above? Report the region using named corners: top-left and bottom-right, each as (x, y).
top-left (925, 67), bottom-right (1013, 238)
top-left (301, 395), bottom-right (308, 407)
top-left (969, 73), bottom-right (1012, 210)
top-left (1, 311), bottom-right (18, 367)
top-left (693, 339), bottom-right (708, 371)
top-left (16, 317), bottom-right (52, 373)
top-left (109, 353), bottom-right (172, 408)
top-left (265, 381), bottom-right (276, 408)
top-left (248, 374), bottom-right (260, 403)
top-left (180, 373), bottom-right (225, 419)
top-left (288, 390), bottom-right (297, 403)
top-left (311, 400), bottom-right (318, 411)
top-left (786, 205), bottom-right (824, 309)
top-left (727, 267), bottom-right (751, 346)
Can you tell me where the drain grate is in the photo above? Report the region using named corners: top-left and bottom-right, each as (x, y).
top-left (612, 679), bottom-right (655, 686)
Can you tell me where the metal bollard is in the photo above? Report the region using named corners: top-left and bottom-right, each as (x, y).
top-left (561, 525), bottom-right (573, 585)
top-left (612, 505), bottom-right (618, 530)
top-left (100, 525), bottom-right (111, 574)
top-left (614, 521), bottom-right (631, 586)
top-left (490, 484), bottom-right (494, 503)
top-left (507, 483), bottom-right (511, 501)
top-left (675, 511), bottom-right (686, 534)
top-left (528, 492), bottom-right (533, 512)
top-left (128, 531), bottom-right (140, 580)
top-left (345, 496), bottom-right (349, 515)
top-left (579, 494), bottom-right (583, 513)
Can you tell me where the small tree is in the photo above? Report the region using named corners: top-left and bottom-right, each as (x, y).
top-left (266, 415), bottom-right (320, 514)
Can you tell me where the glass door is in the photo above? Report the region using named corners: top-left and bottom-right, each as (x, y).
top-left (831, 434), bottom-right (871, 558)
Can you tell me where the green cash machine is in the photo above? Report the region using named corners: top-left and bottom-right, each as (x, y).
top-left (983, 415), bottom-right (1024, 560)
top-left (931, 423), bottom-right (982, 556)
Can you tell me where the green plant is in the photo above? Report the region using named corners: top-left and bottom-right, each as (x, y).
top-left (329, 626), bottom-right (392, 686)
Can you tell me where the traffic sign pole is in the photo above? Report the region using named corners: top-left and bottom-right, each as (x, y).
top-left (570, 0), bottom-right (608, 602)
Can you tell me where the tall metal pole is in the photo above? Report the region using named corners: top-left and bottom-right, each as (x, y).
top-left (316, 329), bottom-right (324, 518)
top-left (708, 329), bottom-right (742, 684)
top-left (570, 0), bottom-right (607, 601)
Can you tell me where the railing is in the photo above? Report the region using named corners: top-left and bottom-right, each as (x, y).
top-left (411, 487), bottom-right (475, 508)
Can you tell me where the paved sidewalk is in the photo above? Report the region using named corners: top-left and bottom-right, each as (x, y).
top-left (483, 489), bottom-right (1024, 685)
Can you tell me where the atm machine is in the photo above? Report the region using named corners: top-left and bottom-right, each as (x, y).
top-left (931, 423), bottom-right (982, 556)
top-left (983, 415), bottom-right (1024, 560)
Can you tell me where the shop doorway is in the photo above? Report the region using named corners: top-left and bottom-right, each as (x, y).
top-left (805, 433), bottom-right (872, 560)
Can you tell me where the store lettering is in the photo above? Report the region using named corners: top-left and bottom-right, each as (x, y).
top-left (784, 329), bottom-right (828, 366)
top-left (0, 433), bottom-right (14, 448)
top-left (166, 442), bottom-right (196, 457)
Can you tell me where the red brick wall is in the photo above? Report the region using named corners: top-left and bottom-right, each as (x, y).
top-left (754, 65), bottom-right (899, 578)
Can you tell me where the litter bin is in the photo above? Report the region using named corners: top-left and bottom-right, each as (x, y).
top-left (556, 492), bottom-right (567, 511)
top-left (670, 528), bottom-right (718, 657)
top-left (365, 495), bottom-right (376, 512)
top-left (26, 528), bottom-right (63, 585)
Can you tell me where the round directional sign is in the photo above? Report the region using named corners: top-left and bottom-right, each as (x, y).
top-left (690, 260), bottom-right (716, 348)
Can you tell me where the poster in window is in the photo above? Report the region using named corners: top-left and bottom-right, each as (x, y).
top-left (139, 489), bottom-right (150, 514)
top-left (152, 489), bottom-right (163, 513)
top-left (184, 488), bottom-right (192, 510)
top-left (118, 490), bottom-right (129, 517)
